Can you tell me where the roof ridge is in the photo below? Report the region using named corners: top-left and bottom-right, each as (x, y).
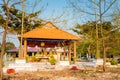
top-left (40, 22), bottom-right (59, 29)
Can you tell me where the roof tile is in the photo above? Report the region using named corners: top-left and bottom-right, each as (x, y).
top-left (20, 22), bottom-right (80, 40)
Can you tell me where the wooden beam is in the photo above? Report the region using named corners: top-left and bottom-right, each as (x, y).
top-left (68, 44), bottom-right (71, 64)
top-left (24, 39), bottom-right (27, 58)
top-left (63, 47), bottom-right (66, 60)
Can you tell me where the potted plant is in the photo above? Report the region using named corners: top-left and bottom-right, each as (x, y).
top-left (7, 68), bottom-right (15, 74)
top-left (49, 56), bottom-right (56, 65)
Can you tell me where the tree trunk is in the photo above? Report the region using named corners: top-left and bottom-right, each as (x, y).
top-left (99, 0), bottom-right (106, 72)
top-left (0, 1), bottom-right (9, 79)
top-left (94, 0), bottom-right (100, 59)
top-left (0, 30), bottom-right (7, 79)
top-left (19, 0), bottom-right (25, 59)
top-left (87, 45), bottom-right (91, 60)
top-left (103, 40), bottom-right (106, 72)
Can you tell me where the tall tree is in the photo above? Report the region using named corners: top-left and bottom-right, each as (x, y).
top-left (72, 21), bottom-right (117, 70)
top-left (0, 0), bottom-right (43, 79)
top-left (72, 21), bottom-right (96, 58)
top-left (0, 0), bottom-right (11, 79)
top-left (68, 0), bottom-right (117, 71)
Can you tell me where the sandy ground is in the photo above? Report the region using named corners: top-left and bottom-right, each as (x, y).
top-left (3, 67), bottom-right (120, 80)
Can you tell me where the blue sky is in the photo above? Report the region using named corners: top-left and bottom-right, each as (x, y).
top-left (23, 0), bottom-right (90, 28)
top-left (0, 0), bottom-right (119, 47)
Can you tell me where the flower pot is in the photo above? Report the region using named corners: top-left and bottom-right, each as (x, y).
top-left (7, 69), bottom-right (15, 74)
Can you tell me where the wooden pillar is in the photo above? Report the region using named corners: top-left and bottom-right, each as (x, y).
top-left (49, 48), bottom-right (52, 55)
top-left (73, 41), bottom-right (76, 62)
top-left (57, 52), bottom-right (60, 62)
top-left (24, 39), bottom-right (27, 58)
top-left (68, 44), bottom-right (71, 64)
top-left (63, 47), bottom-right (66, 60)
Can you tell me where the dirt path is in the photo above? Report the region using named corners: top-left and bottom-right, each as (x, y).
top-left (3, 69), bottom-right (120, 80)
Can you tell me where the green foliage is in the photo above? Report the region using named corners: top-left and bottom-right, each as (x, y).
top-left (8, 9), bottom-right (43, 34)
top-left (72, 21), bottom-right (96, 38)
top-left (35, 51), bottom-right (40, 58)
top-left (5, 42), bottom-right (15, 50)
top-left (0, 42), bottom-right (15, 53)
top-left (0, 2), bottom-right (43, 34)
top-left (73, 21), bottom-right (119, 58)
top-left (0, 15), bottom-right (5, 25)
top-left (76, 39), bottom-right (96, 58)
top-left (49, 56), bottom-right (56, 65)
top-left (31, 56), bottom-right (37, 62)
top-left (26, 55), bottom-right (29, 62)
top-left (2, 61), bottom-right (5, 68)
top-left (31, 55), bottom-right (39, 62)
top-left (110, 60), bottom-right (118, 65)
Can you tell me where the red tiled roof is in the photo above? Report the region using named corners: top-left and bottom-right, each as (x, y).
top-left (19, 22), bottom-right (80, 40)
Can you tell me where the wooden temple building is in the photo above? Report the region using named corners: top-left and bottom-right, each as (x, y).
top-left (19, 22), bottom-right (80, 63)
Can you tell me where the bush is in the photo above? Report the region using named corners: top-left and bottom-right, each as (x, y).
top-left (31, 56), bottom-right (38, 62)
top-left (49, 56), bottom-right (56, 65)
top-left (2, 61), bottom-right (5, 67)
top-left (110, 60), bottom-right (118, 65)
top-left (26, 55), bottom-right (29, 62)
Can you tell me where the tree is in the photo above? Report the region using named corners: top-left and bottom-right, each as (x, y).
top-left (1, 4), bottom-right (43, 34)
top-left (68, 0), bottom-right (117, 72)
top-left (0, 0), bottom-right (11, 79)
top-left (0, 0), bottom-right (43, 79)
top-left (0, 0), bottom-right (44, 34)
top-left (72, 21), bottom-right (96, 58)
top-left (106, 28), bottom-right (120, 58)
top-left (72, 20), bottom-right (117, 70)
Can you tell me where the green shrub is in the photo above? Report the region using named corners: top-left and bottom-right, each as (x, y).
top-left (110, 60), bottom-right (118, 65)
top-left (32, 56), bottom-right (36, 62)
top-left (49, 56), bottom-right (56, 65)
top-left (2, 61), bottom-right (5, 67)
top-left (26, 55), bottom-right (29, 62)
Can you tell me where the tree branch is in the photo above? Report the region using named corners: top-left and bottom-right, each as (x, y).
top-left (69, 0), bottom-right (96, 15)
top-left (102, 0), bottom-right (117, 15)
top-left (10, 1), bottom-right (22, 8)
top-left (7, 0), bottom-right (11, 5)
